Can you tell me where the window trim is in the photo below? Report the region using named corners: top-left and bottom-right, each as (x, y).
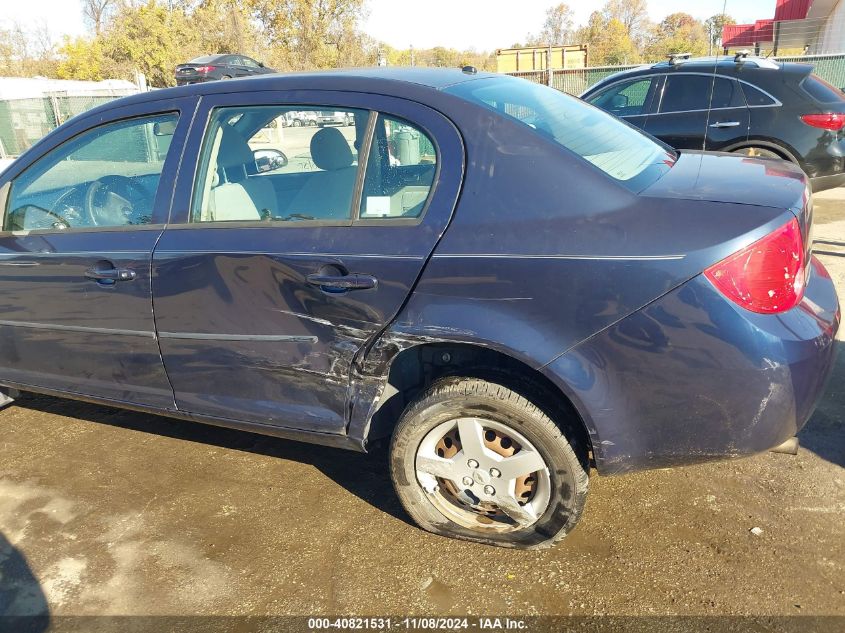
top-left (591, 72), bottom-right (782, 118)
top-left (0, 110), bottom-right (184, 236)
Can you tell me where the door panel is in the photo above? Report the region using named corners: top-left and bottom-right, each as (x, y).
top-left (0, 99), bottom-right (194, 405)
top-left (153, 91), bottom-right (463, 432)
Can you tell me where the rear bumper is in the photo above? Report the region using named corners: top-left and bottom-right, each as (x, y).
top-left (543, 257), bottom-right (839, 474)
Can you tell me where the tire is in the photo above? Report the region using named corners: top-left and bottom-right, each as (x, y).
top-left (220, 75), bottom-right (232, 80)
top-left (389, 376), bottom-right (589, 549)
top-left (292, 119), bottom-right (302, 127)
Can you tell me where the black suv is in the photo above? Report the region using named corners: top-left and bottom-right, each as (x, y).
top-left (582, 55), bottom-right (845, 192)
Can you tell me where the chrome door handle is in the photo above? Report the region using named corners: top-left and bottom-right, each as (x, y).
top-left (306, 273), bottom-right (377, 291)
top-left (85, 265), bottom-right (136, 285)
top-left (709, 121), bottom-right (741, 128)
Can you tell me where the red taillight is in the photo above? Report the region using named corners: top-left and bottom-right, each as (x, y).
top-left (195, 65), bottom-right (215, 73)
top-left (704, 218), bottom-right (805, 314)
top-left (800, 113), bottom-right (845, 131)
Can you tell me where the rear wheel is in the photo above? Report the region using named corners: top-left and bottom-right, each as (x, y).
top-left (389, 377), bottom-right (589, 549)
top-left (220, 74), bottom-right (232, 80)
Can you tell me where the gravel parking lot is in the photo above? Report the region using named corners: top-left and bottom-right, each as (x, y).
top-left (1, 191), bottom-right (843, 620)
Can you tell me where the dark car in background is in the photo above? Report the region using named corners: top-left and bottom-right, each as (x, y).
top-left (175, 54), bottom-right (274, 85)
top-left (582, 55), bottom-right (845, 192)
top-left (0, 68), bottom-right (838, 549)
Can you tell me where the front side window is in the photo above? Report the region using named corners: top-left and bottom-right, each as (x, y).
top-left (5, 113), bottom-right (178, 231)
top-left (359, 115), bottom-right (437, 219)
top-left (588, 78), bottom-right (655, 117)
top-left (192, 106), bottom-right (365, 223)
top-left (447, 77), bottom-right (672, 186)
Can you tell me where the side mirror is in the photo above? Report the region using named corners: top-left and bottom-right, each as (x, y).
top-left (253, 148), bottom-right (288, 173)
top-left (258, 61), bottom-right (265, 68)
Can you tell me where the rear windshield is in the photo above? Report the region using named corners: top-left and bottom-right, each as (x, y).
top-left (189, 55), bottom-right (223, 64)
top-left (802, 75), bottom-right (845, 103)
top-left (446, 77), bottom-right (674, 189)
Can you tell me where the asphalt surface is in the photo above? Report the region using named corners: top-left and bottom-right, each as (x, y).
top-left (0, 190), bottom-right (843, 620)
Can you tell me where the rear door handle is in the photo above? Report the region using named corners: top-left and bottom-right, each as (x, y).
top-left (306, 273), bottom-right (377, 291)
top-left (85, 265), bottom-right (136, 285)
top-left (709, 121), bottom-right (741, 128)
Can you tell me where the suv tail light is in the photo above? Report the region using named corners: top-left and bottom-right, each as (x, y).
top-left (800, 113), bottom-right (845, 131)
top-left (704, 218), bottom-right (805, 314)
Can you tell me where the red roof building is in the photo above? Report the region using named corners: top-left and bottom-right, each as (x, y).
top-left (721, 0), bottom-right (842, 54)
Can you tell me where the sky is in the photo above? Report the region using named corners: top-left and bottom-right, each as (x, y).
top-left (5, 0), bottom-right (778, 51)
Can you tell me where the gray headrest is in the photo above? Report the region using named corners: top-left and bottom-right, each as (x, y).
top-left (310, 127), bottom-right (353, 171)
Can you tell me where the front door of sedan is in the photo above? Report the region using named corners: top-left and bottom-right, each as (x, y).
top-left (152, 92), bottom-right (463, 433)
top-left (0, 99), bottom-right (193, 406)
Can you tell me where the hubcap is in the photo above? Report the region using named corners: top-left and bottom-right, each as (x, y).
top-left (415, 417), bottom-right (551, 532)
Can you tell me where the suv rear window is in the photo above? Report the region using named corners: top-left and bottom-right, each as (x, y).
top-left (802, 76), bottom-right (845, 104)
top-left (446, 77), bottom-right (674, 188)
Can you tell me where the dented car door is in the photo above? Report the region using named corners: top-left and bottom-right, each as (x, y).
top-left (150, 91), bottom-right (463, 432)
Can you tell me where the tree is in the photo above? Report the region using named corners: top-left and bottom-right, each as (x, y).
top-left (526, 3), bottom-right (575, 46)
top-left (80, 0), bottom-right (116, 35)
top-left (574, 11), bottom-right (639, 66)
top-left (704, 13), bottom-right (736, 53)
top-left (602, 0), bottom-right (650, 45)
top-left (644, 12), bottom-right (709, 60)
top-left (245, 0), bottom-right (368, 71)
top-left (56, 36), bottom-right (106, 80)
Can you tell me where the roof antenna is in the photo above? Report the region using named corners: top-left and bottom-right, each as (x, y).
top-left (462, 66), bottom-right (478, 75)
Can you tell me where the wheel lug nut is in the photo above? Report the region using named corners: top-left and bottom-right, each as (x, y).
top-left (490, 468), bottom-right (501, 478)
top-left (462, 476), bottom-right (473, 487)
top-left (483, 485), bottom-right (495, 495)
top-left (467, 459), bottom-right (479, 469)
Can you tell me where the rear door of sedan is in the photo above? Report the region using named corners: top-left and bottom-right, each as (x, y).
top-left (0, 97), bottom-right (194, 406)
top-left (151, 90), bottom-right (463, 433)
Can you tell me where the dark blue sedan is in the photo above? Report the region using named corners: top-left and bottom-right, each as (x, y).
top-left (0, 68), bottom-right (837, 548)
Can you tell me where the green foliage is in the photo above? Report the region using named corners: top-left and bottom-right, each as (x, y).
top-left (644, 12), bottom-right (710, 60)
top-left (574, 11), bottom-right (640, 66)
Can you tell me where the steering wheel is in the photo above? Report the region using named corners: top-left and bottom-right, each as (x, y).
top-left (83, 175), bottom-right (149, 227)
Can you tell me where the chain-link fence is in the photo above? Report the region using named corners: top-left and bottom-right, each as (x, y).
top-left (506, 53), bottom-right (845, 96)
top-left (0, 93), bottom-right (136, 159)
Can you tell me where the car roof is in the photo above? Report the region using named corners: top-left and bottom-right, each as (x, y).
top-left (584, 56), bottom-right (814, 95)
top-left (88, 67), bottom-right (499, 115)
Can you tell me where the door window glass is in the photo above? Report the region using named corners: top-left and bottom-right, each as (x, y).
top-left (740, 83), bottom-right (777, 106)
top-left (588, 78), bottom-right (654, 116)
top-left (359, 115), bottom-right (437, 219)
top-left (710, 78), bottom-right (745, 108)
top-left (659, 75), bottom-right (718, 113)
top-left (5, 113), bottom-right (178, 231)
top-left (192, 105), bottom-right (365, 223)
top-left (241, 57), bottom-right (260, 68)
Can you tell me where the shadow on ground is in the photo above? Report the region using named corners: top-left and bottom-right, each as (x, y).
top-left (799, 341), bottom-right (845, 469)
top-left (13, 394), bottom-right (412, 527)
top-left (0, 532), bottom-right (49, 632)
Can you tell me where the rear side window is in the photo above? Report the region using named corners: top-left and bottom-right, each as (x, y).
top-left (802, 76), bottom-right (845, 104)
top-left (710, 78), bottom-right (745, 108)
top-left (741, 83), bottom-right (777, 106)
top-left (446, 77), bottom-right (673, 187)
top-left (359, 115), bottom-right (437, 219)
top-left (192, 105), bottom-right (366, 223)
